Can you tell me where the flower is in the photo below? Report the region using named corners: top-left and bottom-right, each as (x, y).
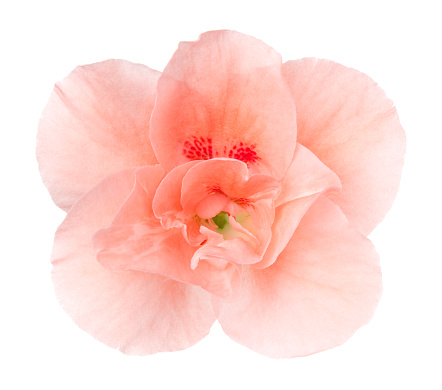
top-left (37, 30), bottom-right (405, 358)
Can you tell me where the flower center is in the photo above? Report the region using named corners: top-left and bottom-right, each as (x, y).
top-left (195, 193), bottom-right (257, 244)
top-left (212, 211), bottom-right (229, 230)
top-left (204, 211), bottom-right (256, 244)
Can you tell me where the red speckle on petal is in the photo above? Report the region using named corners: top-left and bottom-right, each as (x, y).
top-left (182, 136), bottom-right (260, 166)
top-left (183, 136), bottom-right (214, 160)
top-left (231, 143), bottom-right (259, 165)
top-left (232, 197), bottom-right (254, 208)
top-left (206, 185), bottom-right (254, 209)
top-left (207, 185), bottom-right (224, 195)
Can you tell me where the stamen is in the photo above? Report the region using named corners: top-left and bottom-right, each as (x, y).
top-left (206, 211), bottom-right (258, 246)
top-left (228, 215), bottom-right (256, 241)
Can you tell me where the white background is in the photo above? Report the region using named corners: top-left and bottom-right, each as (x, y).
top-left (1, 1), bottom-right (441, 389)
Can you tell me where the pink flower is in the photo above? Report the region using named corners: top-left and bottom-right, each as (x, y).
top-left (37, 30), bottom-right (405, 358)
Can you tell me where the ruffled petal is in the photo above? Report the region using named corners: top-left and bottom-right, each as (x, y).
top-left (192, 234), bottom-right (262, 268)
top-left (94, 224), bottom-right (239, 299)
top-left (51, 169), bottom-right (215, 355)
top-left (255, 194), bottom-right (320, 269)
top-left (152, 161), bottom-right (200, 229)
top-left (112, 165), bottom-right (166, 225)
top-left (276, 143), bottom-right (341, 206)
top-left (214, 196), bottom-right (382, 358)
top-left (150, 30), bottom-right (297, 179)
top-left (37, 60), bottom-right (160, 211)
top-left (283, 58), bottom-right (406, 234)
top-left (255, 143), bottom-right (341, 268)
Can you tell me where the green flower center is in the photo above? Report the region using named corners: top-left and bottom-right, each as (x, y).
top-left (211, 211), bottom-right (230, 230)
top-left (204, 211), bottom-right (254, 242)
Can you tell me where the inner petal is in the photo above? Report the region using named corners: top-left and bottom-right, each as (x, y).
top-left (195, 193), bottom-right (229, 219)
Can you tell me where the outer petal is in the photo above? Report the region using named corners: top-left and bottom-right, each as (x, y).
top-left (283, 58), bottom-right (406, 235)
top-left (51, 168), bottom-right (215, 355)
top-left (214, 196), bottom-right (382, 358)
top-left (112, 165), bottom-right (166, 225)
top-left (37, 60), bottom-right (160, 211)
top-left (150, 30), bottom-right (297, 179)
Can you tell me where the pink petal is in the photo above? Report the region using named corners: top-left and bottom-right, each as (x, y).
top-left (153, 161), bottom-right (200, 229)
top-left (255, 143), bottom-right (341, 268)
top-left (214, 196), bottom-right (382, 358)
top-left (150, 30), bottom-right (297, 179)
top-left (276, 143), bottom-right (341, 207)
top-left (255, 194), bottom-right (320, 269)
top-left (192, 236), bottom-right (262, 269)
top-left (51, 169), bottom-right (215, 355)
top-left (196, 193), bottom-right (229, 219)
top-left (112, 165), bottom-right (166, 225)
top-left (152, 161), bottom-right (207, 245)
top-left (37, 60), bottom-right (160, 211)
top-left (283, 58), bottom-right (406, 234)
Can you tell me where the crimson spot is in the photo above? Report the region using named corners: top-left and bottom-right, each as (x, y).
top-left (182, 137), bottom-right (260, 166)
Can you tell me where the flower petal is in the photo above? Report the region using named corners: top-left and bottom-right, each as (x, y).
top-left (51, 168), bottom-right (215, 355)
top-left (152, 160), bottom-right (200, 229)
top-left (37, 60), bottom-right (160, 211)
top-left (150, 30), bottom-right (297, 179)
top-left (255, 194), bottom-right (320, 269)
top-left (276, 143), bottom-right (341, 207)
top-left (214, 196), bottom-right (382, 358)
top-left (255, 143), bottom-right (341, 268)
top-left (283, 58), bottom-right (406, 234)
top-left (112, 165), bottom-right (166, 225)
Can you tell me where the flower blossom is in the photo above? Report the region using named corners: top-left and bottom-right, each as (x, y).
top-left (37, 30), bottom-right (405, 358)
